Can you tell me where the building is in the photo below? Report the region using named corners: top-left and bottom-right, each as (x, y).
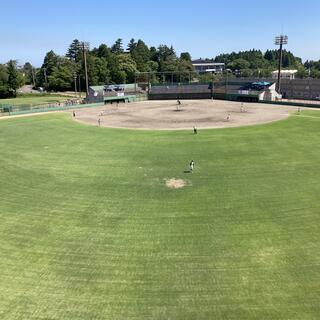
top-left (192, 59), bottom-right (225, 73)
top-left (272, 70), bottom-right (298, 80)
top-left (86, 83), bottom-right (141, 104)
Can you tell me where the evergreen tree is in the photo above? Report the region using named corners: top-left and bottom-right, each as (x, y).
top-left (127, 38), bottom-right (136, 53)
top-left (48, 58), bottom-right (75, 91)
top-left (38, 51), bottom-right (60, 88)
top-left (180, 52), bottom-right (192, 61)
top-left (0, 64), bottom-right (9, 98)
top-left (7, 60), bottom-right (24, 96)
top-left (66, 39), bottom-right (81, 61)
top-left (22, 62), bottom-right (35, 85)
top-left (97, 44), bottom-right (111, 59)
top-left (111, 39), bottom-right (124, 54)
top-left (130, 40), bottom-right (150, 72)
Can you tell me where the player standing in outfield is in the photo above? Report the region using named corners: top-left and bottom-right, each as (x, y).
top-left (190, 160), bottom-right (195, 172)
top-left (193, 126), bottom-right (198, 134)
top-left (176, 98), bottom-right (182, 111)
top-left (73, 111), bottom-right (76, 118)
top-left (240, 103), bottom-right (244, 113)
top-left (298, 107), bottom-right (301, 114)
top-left (98, 118), bottom-right (101, 127)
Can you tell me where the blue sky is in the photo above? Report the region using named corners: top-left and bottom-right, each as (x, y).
top-left (1, 0), bottom-right (320, 66)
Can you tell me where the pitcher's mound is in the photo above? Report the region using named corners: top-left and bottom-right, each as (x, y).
top-left (165, 178), bottom-right (189, 189)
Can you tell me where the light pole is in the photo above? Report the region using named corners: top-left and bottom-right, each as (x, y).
top-left (211, 71), bottom-right (214, 99)
top-left (275, 35), bottom-right (288, 93)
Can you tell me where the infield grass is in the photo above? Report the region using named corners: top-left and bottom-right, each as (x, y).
top-left (0, 111), bottom-right (319, 319)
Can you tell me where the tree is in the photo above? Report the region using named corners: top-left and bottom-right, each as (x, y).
top-left (147, 61), bottom-right (158, 72)
top-left (116, 54), bottom-right (137, 83)
top-left (48, 58), bottom-right (75, 91)
top-left (95, 44), bottom-right (112, 59)
top-left (0, 64), bottom-right (9, 98)
top-left (296, 67), bottom-right (308, 78)
top-left (127, 38), bottom-right (136, 53)
top-left (176, 58), bottom-right (194, 82)
top-left (156, 45), bottom-right (177, 73)
top-left (157, 45), bottom-right (176, 62)
top-left (240, 69), bottom-right (253, 77)
top-left (38, 50), bottom-right (60, 88)
top-left (66, 39), bottom-right (81, 61)
top-left (130, 40), bottom-right (150, 72)
top-left (259, 68), bottom-right (272, 78)
top-left (146, 61), bottom-right (159, 83)
top-left (310, 68), bottom-right (320, 79)
top-left (149, 46), bottom-right (158, 62)
top-left (22, 62), bottom-right (35, 86)
top-left (111, 38), bottom-right (124, 55)
top-left (7, 60), bottom-right (24, 96)
top-left (87, 55), bottom-right (110, 85)
top-left (228, 58), bottom-right (250, 71)
top-left (180, 52), bottom-right (192, 61)
top-left (264, 50), bottom-right (277, 65)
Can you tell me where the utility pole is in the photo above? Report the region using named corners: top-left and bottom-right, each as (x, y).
top-left (78, 75), bottom-right (81, 98)
top-left (83, 42), bottom-right (89, 97)
top-left (134, 72), bottom-right (137, 92)
top-left (225, 70), bottom-right (228, 100)
top-left (43, 67), bottom-right (48, 89)
top-left (76, 41), bottom-right (90, 98)
top-left (31, 68), bottom-right (36, 87)
top-left (275, 35), bottom-right (288, 93)
top-left (74, 73), bottom-right (77, 98)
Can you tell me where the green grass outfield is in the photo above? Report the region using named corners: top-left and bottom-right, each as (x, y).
top-left (0, 111), bottom-right (319, 319)
top-left (0, 94), bottom-right (70, 106)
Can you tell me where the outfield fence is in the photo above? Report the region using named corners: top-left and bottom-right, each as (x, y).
top-left (0, 102), bottom-right (103, 117)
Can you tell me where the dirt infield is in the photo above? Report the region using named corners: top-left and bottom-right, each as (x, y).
top-left (71, 100), bottom-right (297, 130)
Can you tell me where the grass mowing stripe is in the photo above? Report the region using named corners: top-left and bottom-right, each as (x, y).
top-left (0, 113), bottom-right (319, 319)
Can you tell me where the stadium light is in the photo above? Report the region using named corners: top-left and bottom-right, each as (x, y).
top-left (275, 35), bottom-right (288, 93)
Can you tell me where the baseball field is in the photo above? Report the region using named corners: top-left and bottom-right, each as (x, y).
top-left (0, 105), bottom-right (320, 319)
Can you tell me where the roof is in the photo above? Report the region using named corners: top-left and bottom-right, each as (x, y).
top-left (252, 81), bottom-right (272, 86)
top-left (89, 83), bottom-right (137, 93)
top-left (272, 70), bottom-right (298, 74)
top-left (89, 86), bottom-right (105, 92)
top-left (192, 62), bottom-right (225, 67)
top-left (192, 59), bottom-right (225, 66)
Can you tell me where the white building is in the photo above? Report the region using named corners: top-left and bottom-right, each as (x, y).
top-left (272, 70), bottom-right (298, 80)
top-left (192, 59), bottom-right (225, 73)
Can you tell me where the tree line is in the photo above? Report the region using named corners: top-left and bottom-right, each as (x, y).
top-left (213, 49), bottom-right (315, 78)
top-left (1, 39), bottom-right (320, 98)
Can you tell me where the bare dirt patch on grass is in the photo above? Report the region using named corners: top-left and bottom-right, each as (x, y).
top-left (165, 178), bottom-right (189, 189)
